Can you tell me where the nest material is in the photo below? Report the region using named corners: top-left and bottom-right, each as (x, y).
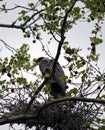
top-left (10, 101), bottom-right (92, 129)
top-left (34, 103), bottom-right (89, 130)
top-left (1, 99), bottom-right (95, 130)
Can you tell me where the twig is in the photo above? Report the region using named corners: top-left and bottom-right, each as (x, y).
top-left (21, 9), bottom-right (45, 27)
top-left (24, 78), bottom-right (49, 114)
top-left (0, 39), bottom-right (17, 54)
top-left (41, 16), bottom-right (60, 42)
top-left (0, 5), bottom-right (34, 12)
top-left (39, 39), bottom-right (53, 58)
top-left (0, 9), bottom-right (44, 31)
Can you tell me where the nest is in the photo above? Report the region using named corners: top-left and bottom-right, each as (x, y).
top-left (3, 99), bottom-right (95, 130)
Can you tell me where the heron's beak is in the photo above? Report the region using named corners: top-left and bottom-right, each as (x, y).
top-left (29, 62), bottom-right (39, 70)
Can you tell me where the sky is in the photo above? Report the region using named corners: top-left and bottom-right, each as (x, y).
top-left (0, 0), bottom-right (105, 130)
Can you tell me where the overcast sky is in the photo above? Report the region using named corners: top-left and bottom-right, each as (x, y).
top-left (0, 0), bottom-right (105, 130)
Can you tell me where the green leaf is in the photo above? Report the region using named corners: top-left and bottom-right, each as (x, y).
top-left (0, 80), bottom-right (6, 85)
top-left (2, 85), bottom-right (6, 89)
top-left (101, 95), bottom-right (105, 99)
top-left (2, 4), bottom-right (6, 9)
top-left (60, 75), bottom-right (68, 82)
top-left (66, 88), bottom-right (78, 96)
top-left (64, 41), bottom-right (69, 45)
top-left (98, 126), bottom-right (105, 130)
top-left (101, 119), bottom-right (105, 123)
top-left (18, 17), bottom-right (22, 21)
top-left (28, 3), bottom-right (34, 8)
top-left (2, 3), bottom-right (7, 13)
top-left (0, 94), bottom-right (3, 98)
top-left (19, 10), bottom-right (27, 15)
top-left (43, 85), bottom-right (50, 94)
top-left (90, 37), bottom-right (103, 45)
top-left (17, 77), bottom-right (26, 84)
top-left (23, 15), bottom-right (30, 21)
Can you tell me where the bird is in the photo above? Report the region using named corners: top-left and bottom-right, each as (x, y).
top-left (30, 57), bottom-right (66, 98)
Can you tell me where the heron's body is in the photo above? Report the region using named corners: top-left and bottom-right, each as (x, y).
top-left (31, 57), bottom-right (66, 97)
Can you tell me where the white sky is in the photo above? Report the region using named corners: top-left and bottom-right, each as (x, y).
top-left (0, 0), bottom-right (105, 129)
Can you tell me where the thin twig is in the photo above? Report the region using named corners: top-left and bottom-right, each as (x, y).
top-left (24, 78), bottom-right (49, 114)
top-left (0, 5), bottom-right (34, 12)
top-left (0, 39), bottom-right (17, 54)
top-left (21, 9), bottom-right (45, 27)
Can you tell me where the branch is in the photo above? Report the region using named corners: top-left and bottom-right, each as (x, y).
top-left (0, 5), bottom-right (34, 12)
top-left (21, 9), bottom-right (45, 27)
top-left (0, 39), bottom-right (17, 54)
top-left (51, 0), bottom-right (78, 74)
top-left (0, 9), bottom-right (45, 30)
top-left (0, 23), bottom-right (23, 30)
top-left (39, 96), bottom-right (105, 111)
top-left (0, 114), bottom-right (37, 125)
top-left (24, 78), bottom-right (49, 114)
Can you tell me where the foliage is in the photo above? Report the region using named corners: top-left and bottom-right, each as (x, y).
top-left (0, 0), bottom-right (105, 130)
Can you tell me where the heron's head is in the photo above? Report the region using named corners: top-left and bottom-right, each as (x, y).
top-left (29, 57), bottom-right (44, 70)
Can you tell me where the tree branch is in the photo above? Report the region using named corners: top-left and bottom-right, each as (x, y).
top-left (0, 23), bottom-right (23, 30)
top-left (40, 97), bottom-right (105, 110)
top-left (24, 79), bottom-right (49, 114)
top-left (0, 9), bottom-right (44, 31)
top-left (51, 0), bottom-right (78, 75)
top-left (21, 9), bottom-right (45, 28)
top-left (0, 5), bottom-right (33, 12)
top-left (0, 114), bottom-right (37, 125)
top-left (0, 39), bottom-right (17, 54)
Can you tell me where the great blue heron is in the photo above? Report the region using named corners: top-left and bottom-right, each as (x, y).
top-left (30, 57), bottom-right (66, 97)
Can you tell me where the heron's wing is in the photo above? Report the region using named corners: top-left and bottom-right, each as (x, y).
top-left (50, 59), bottom-right (65, 74)
top-left (50, 59), bottom-right (66, 89)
